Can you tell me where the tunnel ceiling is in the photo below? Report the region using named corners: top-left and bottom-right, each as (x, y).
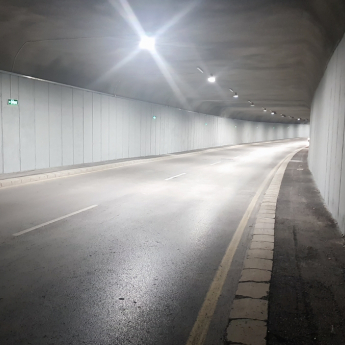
top-left (0, 0), bottom-right (344, 124)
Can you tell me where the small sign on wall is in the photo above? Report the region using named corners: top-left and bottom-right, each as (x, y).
top-left (8, 99), bottom-right (18, 105)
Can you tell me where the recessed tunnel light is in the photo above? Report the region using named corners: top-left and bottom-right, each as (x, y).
top-left (233, 93), bottom-right (239, 98)
top-left (229, 88), bottom-right (234, 93)
top-left (208, 75), bottom-right (216, 83)
top-left (263, 108), bottom-right (267, 112)
top-left (298, 118), bottom-right (301, 121)
top-left (197, 67), bottom-right (204, 74)
top-left (139, 36), bottom-right (156, 51)
top-left (271, 111), bottom-right (276, 115)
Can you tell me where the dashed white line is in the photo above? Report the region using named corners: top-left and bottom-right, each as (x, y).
top-left (13, 205), bottom-right (98, 237)
top-left (165, 173), bottom-right (186, 181)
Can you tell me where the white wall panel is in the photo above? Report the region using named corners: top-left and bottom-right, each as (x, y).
top-left (73, 89), bottom-right (84, 164)
top-left (92, 93), bottom-right (101, 162)
top-left (83, 91), bottom-right (93, 163)
top-left (101, 95), bottom-right (109, 161)
top-left (2, 75), bottom-right (20, 173)
top-left (128, 100), bottom-right (140, 158)
top-left (34, 80), bottom-right (49, 170)
top-left (62, 87), bottom-right (73, 166)
top-left (0, 74), bottom-right (3, 173)
top-left (108, 97), bottom-right (117, 160)
top-left (115, 97), bottom-right (123, 159)
top-left (49, 84), bottom-right (62, 168)
top-left (309, 33), bottom-right (345, 234)
top-left (19, 77), bottom-right (35, 171)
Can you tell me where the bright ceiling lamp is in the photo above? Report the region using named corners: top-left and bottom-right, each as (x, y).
top-left (233, 93), bottom-right (239, 98)
top-left (208, 75), bottom-right (216, 83)
top-left (139, 36), bottom-right (156, 51)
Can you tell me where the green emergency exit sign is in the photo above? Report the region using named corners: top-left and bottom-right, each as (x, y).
top-left (8, 99), bottom-right (18, 105)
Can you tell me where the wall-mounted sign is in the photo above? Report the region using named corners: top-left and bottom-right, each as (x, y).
top-left (8, 99), bottom-right (18, 105)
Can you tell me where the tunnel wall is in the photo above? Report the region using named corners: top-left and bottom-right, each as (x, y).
top-left (0, 71), bottom-right (309, 174)
top-left (309, 34), bottom-right (345, 234)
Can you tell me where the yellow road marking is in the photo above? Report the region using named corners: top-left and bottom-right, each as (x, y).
top-left (186, 148), bottom-right (302, 345)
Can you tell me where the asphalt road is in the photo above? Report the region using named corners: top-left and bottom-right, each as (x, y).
top-left (0, 139), bottom-right (306, 345)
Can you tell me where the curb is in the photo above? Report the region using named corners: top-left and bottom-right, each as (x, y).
top-left (225, 148), bottom-right (303, 345)
top-left (0, 143), bottom-right (254, 189)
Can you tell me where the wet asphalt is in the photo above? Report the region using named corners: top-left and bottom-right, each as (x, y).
top-left (0, 139), bottom-right (306, 345)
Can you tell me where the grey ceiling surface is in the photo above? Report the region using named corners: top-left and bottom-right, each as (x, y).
top-left (1, 0), bottom-right (344, 123)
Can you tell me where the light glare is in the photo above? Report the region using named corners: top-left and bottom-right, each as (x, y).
top-left (208, 75), bottom-right (216, 83)
top-left (140, 36), bottom-right (156, 51)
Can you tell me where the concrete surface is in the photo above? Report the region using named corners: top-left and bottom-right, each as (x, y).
top-left (0, 70), bottom-right (309, 174)
top-left (0, 1), bottom-right (344, 122)
top-left (268, 149), bottom-right (345, 344)
top-left (309, 33), bottom-right (345, 235)
top-left (0, 139), bottom-right (306, 345)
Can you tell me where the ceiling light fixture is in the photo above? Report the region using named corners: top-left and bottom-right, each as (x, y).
top-left (271, 111), bottom-right (276, 115)
top-left (208, 75), bottom-right (216, 83)
top-left (197, 67), bottom-right (204, 74)
top-left (251, 103), bottom-right (255, 107)
top-left (139, 36), bottom-right (156, 51)
top-left (263, 108), bottom-right (267, 112)
top-left (233, 93), bottom-right (239, 98)
top-left (297, 118), bottom-right (301, 121)
top-left (229, 88), bottom-right (234, 93)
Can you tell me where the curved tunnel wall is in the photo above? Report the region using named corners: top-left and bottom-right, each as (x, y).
top-left (309, 34), bottom-right (345, 234)
top-left (0, 71), bottom-right (309, 174)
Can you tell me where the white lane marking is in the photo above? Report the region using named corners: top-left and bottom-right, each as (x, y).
top-left (165, 173), bottom-right (186, 181)
top-left (13, 205), bottom-right (98, 237)
top-left (210, 161), bottom-right (221, 165)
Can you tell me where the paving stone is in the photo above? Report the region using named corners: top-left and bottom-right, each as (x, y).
top-left (257, 213), bottom-right (275, 219)
top-left (227, 319), bottom-right (266, 345)
top-left (250, 241), bottom-right (274, 250)
top-left (244, 258), bottom-right (273, 271)
top-left (258, 209), bottom-right (275, 214)
top-left (253, 228), bottom-right (274, 236)
top-left (240, 268), bottom-right (272, 282)
top-left (247, 248), bottom-right (274, 260)
top-left (236, 282), bottom-right (269, 298)
top-left (255, 223), bottom-right (274, 230)
top-left (260, 204), bottom-right (276, 209)
top-left (230, 298), bottom-right (268, 320)
top-left (252, 234), bottom-right (274, 243)
top-left (255, 217), bottom-right (275, 223)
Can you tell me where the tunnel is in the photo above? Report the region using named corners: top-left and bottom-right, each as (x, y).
top-left (0, 1), bottom-right (345, 344)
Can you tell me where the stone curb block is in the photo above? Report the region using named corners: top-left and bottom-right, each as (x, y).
top-left (244, 258), bottom-right (273, 271)
top-left (239, 269), bottom-right (272, 282)
top-left (230, 298), bottom-right (268, 320)
top-left (227, 319), bottom-right (267, 345)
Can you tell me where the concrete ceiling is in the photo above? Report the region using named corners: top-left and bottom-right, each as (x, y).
top-left (1, 0), bottom-right (344, 123)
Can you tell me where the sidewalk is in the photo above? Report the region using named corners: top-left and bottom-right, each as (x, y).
top-left (268, 149), bottom-right (345, 344)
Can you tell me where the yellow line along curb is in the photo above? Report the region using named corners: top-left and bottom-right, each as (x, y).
top-left (186, 147), bottom-right (304, 345)
top-left (226, 148), bottom-right (303, 345)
